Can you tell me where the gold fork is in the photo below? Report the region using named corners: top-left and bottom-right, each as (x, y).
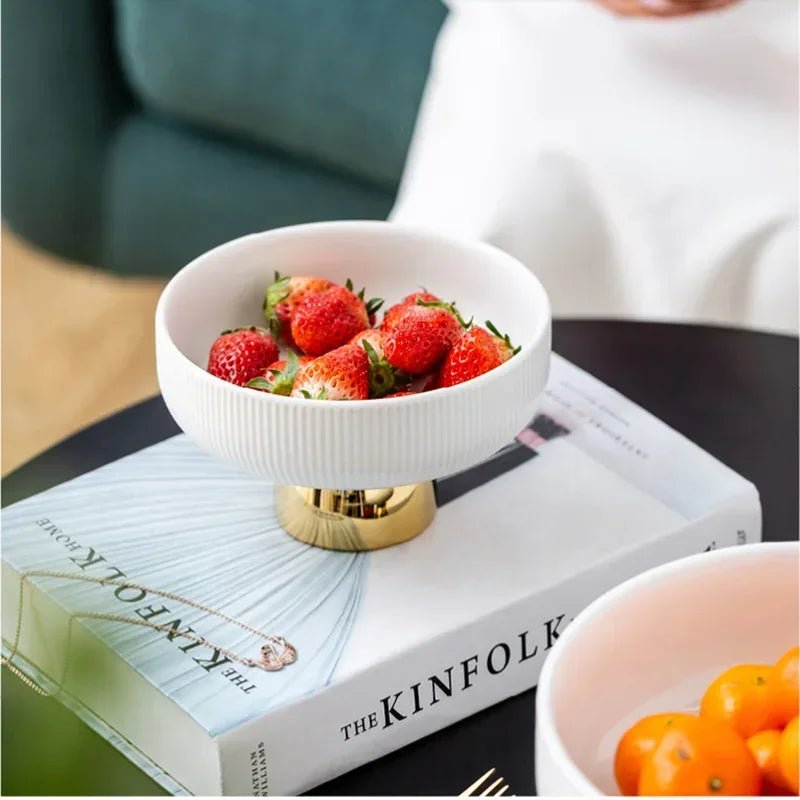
top-left (459, 767), bottom-right (512, 796)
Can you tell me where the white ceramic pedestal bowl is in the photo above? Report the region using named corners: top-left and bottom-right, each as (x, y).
top-left (155, 221), bottom-right (551, 490)
top-left (535, 542), bottom-right (800, 796)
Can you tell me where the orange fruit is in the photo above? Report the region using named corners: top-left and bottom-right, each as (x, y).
top-left (773, 647), bottom-right (800, 727)
top-left (747, 729), bottom-right (790, 795)
top-left (614, 713), bottom-right (696, 795)
top-left (778, 716), bottom-right (799, 795)
top-left (701, 664), bottom-right (782, 738)
top-left (638, 714), bottom-right (761, 796)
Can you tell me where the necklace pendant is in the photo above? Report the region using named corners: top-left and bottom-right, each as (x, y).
top-left (259, 636), bottom-right (298, 671)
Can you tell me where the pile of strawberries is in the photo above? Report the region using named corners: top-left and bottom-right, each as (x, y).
top-left (206, 273), bottom-right (519, 400)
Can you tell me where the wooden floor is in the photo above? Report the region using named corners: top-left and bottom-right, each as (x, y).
top-left (1, 228), bottom-right (167, 475)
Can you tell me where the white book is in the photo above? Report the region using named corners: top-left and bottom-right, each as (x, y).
top-left (1, 354), bottom-right (760, 796)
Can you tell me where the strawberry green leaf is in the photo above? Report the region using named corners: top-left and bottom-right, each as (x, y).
top-left (417, 299), bottom-right (473, 329)
top-left (345, 278), bottom-right (382, 316)
top-left (365, 297), bottom-right (385, 317)
top-left (486, 320), bottom-right (521, 356)
top-left (361, 339), bottom-right (381, 365)
top-left (264, 351), bottom-right (302, 395)
top-left (263, 273), bottom-right (291, 337)
top-left (363, 339), bottom-right (403, 398)
top-left (246, 376), bottom-right (274, 391)
top-left (220, 325), bottom-right (272, 336)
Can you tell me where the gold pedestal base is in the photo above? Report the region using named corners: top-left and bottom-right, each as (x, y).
top-left (275, 482), bottom-right (436, 551)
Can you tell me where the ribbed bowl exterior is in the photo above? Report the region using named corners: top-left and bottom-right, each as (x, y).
top-left (155, 223), bottom-right (551, 489)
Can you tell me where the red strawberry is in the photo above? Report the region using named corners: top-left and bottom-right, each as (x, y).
top-left (381, 291), bottom-right (441, 333)
top-left (263, 273), bottom-right (334, 345)
top-left (207, 327), bottom-right (279, 386)
top-left (437, 322), bottom-right (519, 388)
top-left (291, 285), bottom-right (369, 356)
top-left (290, 344), bottom-right (369, 400)
top-left (383, 301), bottom-right (470, 374)
top-left (246, 352), bottom-right (312, 395)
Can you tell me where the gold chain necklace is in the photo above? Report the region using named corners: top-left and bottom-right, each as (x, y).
top-left (1, 570), bottom-right (297, 698)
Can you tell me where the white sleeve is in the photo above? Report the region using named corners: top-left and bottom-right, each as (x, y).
top-left (391, 0), bottom-right (798, 334)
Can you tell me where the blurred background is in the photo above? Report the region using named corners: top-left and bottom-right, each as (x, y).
top-left (1, 0), bottom-right (797, 794)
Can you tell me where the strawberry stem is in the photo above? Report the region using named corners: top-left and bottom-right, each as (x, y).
top-left (270, 351), bottom-right (301, 395)
top-left (246, 351), bottom-right (301, 395)
top-left (363, 339), bottom-right (403, 398)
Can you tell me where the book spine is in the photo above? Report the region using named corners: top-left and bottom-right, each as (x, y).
top-left (217, 493), bottom-right (760, 796)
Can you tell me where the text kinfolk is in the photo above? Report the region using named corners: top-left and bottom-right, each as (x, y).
top-left (339, 615), bottom-right (566, 742)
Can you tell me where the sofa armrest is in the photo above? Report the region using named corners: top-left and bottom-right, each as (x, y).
top-left (2, 0), bottom-right (131, 264)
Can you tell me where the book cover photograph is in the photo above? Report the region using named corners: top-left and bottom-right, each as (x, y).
top-left (1, 355), bottom-right (761, 796)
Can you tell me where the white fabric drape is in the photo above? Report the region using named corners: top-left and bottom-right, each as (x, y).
top-left (392, 0), bottom-right (798, 333)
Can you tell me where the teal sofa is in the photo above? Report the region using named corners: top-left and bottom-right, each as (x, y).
top-left (2, 0), bottom-right (446, 276)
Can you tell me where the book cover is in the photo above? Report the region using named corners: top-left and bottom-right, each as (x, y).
top-left (1, 355), bottom-right (761, 795)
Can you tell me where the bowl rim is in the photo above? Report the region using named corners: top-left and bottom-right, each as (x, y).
top-left (536, 541), bottom-right (800, 796)
top-left (155, 220), bottom-right (552, 408)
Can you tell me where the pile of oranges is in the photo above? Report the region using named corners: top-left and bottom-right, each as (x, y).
top-left (615, 646), bottom-right (799, 795)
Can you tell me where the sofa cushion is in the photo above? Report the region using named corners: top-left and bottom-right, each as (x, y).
top-left (113, 0), bottom-right (446, 191)
top-left (103, 113), bottom-right (394, 276)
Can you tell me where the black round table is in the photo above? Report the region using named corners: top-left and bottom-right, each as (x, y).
top-left (2, 321), bottom-right (798, 797)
